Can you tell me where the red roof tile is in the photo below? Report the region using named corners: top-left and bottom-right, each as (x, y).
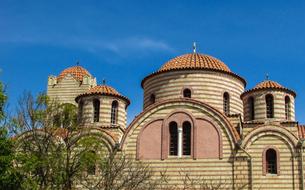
top-left (57, 66), bottom-right (92, 82)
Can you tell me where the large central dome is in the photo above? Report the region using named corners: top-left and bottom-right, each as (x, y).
top-left (159, 53), bottom-right (231, 73)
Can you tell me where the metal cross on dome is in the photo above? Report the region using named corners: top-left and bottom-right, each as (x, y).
top-left (193, 42), bottom-right (197, 53)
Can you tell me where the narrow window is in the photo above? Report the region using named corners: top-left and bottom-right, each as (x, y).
top-left (248, 97), bottom-right (255, 120)
top-left (150, 94), bottom-right (155, 104)
top-left (182, 121), bottom-right (191, 156)
top-left (223, 92), bottom-right (230, 115)
top-left (183, 88), bottom-right (192, 98)
top-left (87, 151), bottom-right (96, 175)
top-left (285, 96), bottom-right (291, 120)
top-left (169, 122), bottom-right (178, 156)
top-left (266, 94), bottom-right (274, 118)
top-left (78, 100), bottom-right (84, 122)
top-left (111, 100), bottom-right (118, 125)
top-left (266, 149), bottom-right (277, 174)
top-left (93, 99), bottom-right (100, 122)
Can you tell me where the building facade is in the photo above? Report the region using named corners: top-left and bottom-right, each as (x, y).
top-left (47, 52), bottom-right (305, 190)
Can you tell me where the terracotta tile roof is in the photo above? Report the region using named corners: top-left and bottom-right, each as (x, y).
top-left (75, 85), bottom-right (130, 105)
top-left (57, 66), bottom-right (92, 82)
top-left (159, 53), bottom-right (231, 72)
top-left (141, 53), bottom-right (246, 87)
top-left (241, 80), bottom-right (296, 98)
top-left (298, 125), bottom-right (305, 139)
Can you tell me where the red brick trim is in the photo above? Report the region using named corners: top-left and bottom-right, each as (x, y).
top-left (262, 146), bottom-right (280, 176)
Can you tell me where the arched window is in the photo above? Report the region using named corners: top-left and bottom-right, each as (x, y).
top-left (87, 150), bottom-right (96, 175)
top-left (169, 122), bottom-right (178, 156)
top-left (266, 94), bottom-right (274, 118)
top-left (78, 100), bottom-right (84, 122)
top-left (248, 97), bottom-right (255, 120)
top-left (265, 149), bottom-right (277, 175)
top-left (183, 88), bottom-right (192, 98)
top-left (223, 92), bottom-right (230, 115)
top-left (285, 96), bottom-right (291, 120)
top-left (182, 121), bottom-right (191, 156)
top-left (150, 94), bottom-right (155, 104)
top-left (111, 100), bottom-right (118, 125)
top-left (93, 99), bottom-right (100, 122)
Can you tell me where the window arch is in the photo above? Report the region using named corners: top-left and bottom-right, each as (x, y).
top-left (248, 96), bottom-right (255, 120)
top-left (266, 94), bottom-right (274, 118)
top-left (93, 99), bottom-right (100, 122)
top-left (149, 94), bottom-right (155, 104)
top-left (182, 121), bottom-right (191, 155)
top-left (223, 92), bottom-right (230, 115)
top-left (285, 96), bottom-right (291, 120)
top-left (183, 88), bottom-right (192, 98)
top-left (264, 148), bottom-right (278, 175)
top-left (111, 100), bottom-right (119, 125)
top-left (169, 122), bottom-right (178, 156)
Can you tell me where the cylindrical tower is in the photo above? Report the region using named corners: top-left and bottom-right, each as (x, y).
top-left (75, 85), bottom-right (130, 138)
top-left (241, 80), bottom-right (296, 122)
top-left (141, 53), bottom-right (246, 116)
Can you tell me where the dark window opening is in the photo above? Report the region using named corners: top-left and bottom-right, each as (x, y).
top-left (150, 94), bottom-right (155, 104)
top-left (183, 88), bottom-right (192, 98)
top-left (266, 149), bottom-right (277, 174)
top-left (182, 121), bottom-right (191, 156)
top-left (93, 99), bottom-right (100, 122)
top-left (223, 92), bottom-right (230, 115)
top-left (285, 96), bottom-right (291, 120)
top-left (169, 122), bottom-right (178, 156)
top-left (111, 100), bottom-right (118, 125)
top-left (248, 97), bottom-right (255, 120)
top-left (266, 94), bottom-right (274, 118)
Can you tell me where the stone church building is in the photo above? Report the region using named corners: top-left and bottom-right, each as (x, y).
top-left (47, 52), bottom-right (305, 189)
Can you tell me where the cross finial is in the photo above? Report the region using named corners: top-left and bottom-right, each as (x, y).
top-left (265, 73), bottom-right (269, 81)
top-left (102, 79), bottom-right (106, 85)
top-left (193, 42), bottom-right (196, 53)
top-left (76, 60), bottom-right (80, 66)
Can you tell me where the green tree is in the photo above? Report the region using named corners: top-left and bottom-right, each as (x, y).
top-left (0, 81), bottom-right (24, 189)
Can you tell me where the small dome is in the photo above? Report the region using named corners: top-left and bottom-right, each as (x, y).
top-left (242, 80), bottom-right (296, 97)
top-left (57, 66), bottom-right (92, 82)
top-left (75, 85), bottom-right (130, 105)
top-left (159, 53), bottom-right (231, 73)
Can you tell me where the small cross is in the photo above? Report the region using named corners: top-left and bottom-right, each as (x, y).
top-left (102, 79), bottom-right (106, 85)
top-left (265, 74), bottom-right (269, 80)
top-left (76, 60), bottom-right (80, 66)
top-left (193, 42), bottom-right (196, 53)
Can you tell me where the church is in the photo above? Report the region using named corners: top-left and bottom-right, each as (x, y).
top-left (47, 49), bottom-right (305, 189)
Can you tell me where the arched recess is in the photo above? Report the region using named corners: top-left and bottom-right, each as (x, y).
top-left (121, 98), bottom-right (240, 153)
top-left (136, 119), bottom-right (163, 160)
top-left (196, 118), bottom-right (223, 159)
top-left (242, 125), bottom-right (298, 152)
top-left (161, 110), bottom-right (196, 160)
top-left (70, 127), bottom-right (117, 153)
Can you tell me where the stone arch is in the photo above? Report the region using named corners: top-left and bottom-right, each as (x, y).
top-left (70, 127), bottom-right (117, 152)
top-left (161, 109), bottom-right (196, 159)
top-left (121, 98), bottom-right (239, 155)
top-left (242, 124), bottom-right (298, 152)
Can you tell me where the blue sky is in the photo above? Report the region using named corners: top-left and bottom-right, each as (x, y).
top-left (1, 0), bottom-right (305, 124)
